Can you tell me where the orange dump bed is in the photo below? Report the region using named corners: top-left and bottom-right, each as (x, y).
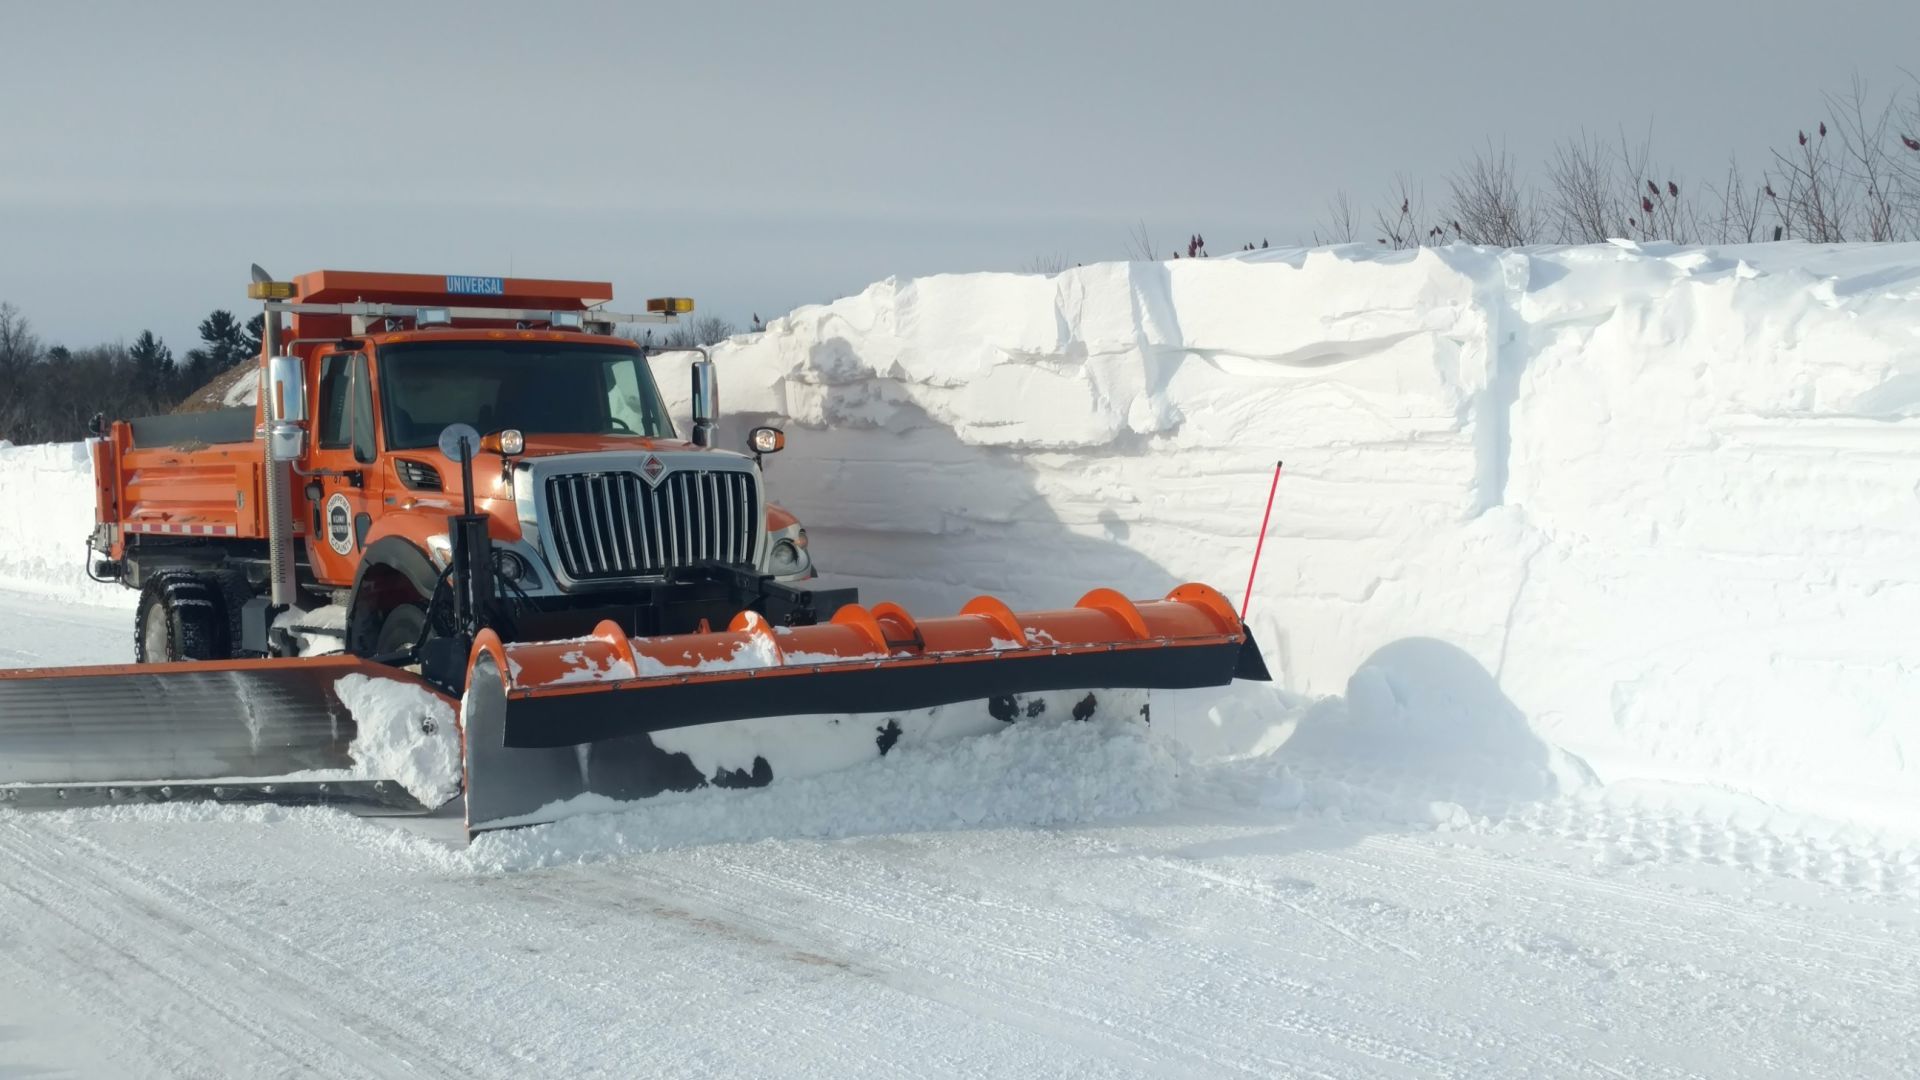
top-left (93, 421), bottom-right (279, 549)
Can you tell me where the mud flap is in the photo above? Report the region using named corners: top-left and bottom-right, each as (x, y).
top-left (0, 657), bottom-right (440, 814)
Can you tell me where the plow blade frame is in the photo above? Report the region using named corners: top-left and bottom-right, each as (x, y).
top-left (0, 657), bottom-right (440, 814)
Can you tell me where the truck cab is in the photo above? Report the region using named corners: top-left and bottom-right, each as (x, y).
top-left (89, 270), bottom-right (827, 668)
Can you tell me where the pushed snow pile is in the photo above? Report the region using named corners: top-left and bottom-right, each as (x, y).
top-left (0, 441), bottom-right (123, 604)
top-left (469, 712), bottom-right (1186, 869)
top-left (334, 674), bottom-right (462, 807)
top-left (676, 240), bottom-right (1920, 830)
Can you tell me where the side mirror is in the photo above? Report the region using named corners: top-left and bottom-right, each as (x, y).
top-left (267, 354), bottom-right (307, 424)
top-left (265, 354), bottom-right (307, 461)
top-left (690, 354), bottom-right (717, 448)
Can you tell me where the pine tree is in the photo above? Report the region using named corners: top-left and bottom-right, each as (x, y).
top-left (181, 309), bottom-right (247, 391)
top-left (129, 330), bottom-right (174, 397)
top-left (240, 313), bottom-right (264, 358)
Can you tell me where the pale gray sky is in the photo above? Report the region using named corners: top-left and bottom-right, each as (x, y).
top-left (3, 0), bottom-right (1917, 352)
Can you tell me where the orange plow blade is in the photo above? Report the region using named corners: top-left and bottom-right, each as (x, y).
top-left (460, 583), bottom-right (1270, 834)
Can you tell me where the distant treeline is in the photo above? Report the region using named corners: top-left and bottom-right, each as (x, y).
top-left (0, 305), bottom-right (263, 445)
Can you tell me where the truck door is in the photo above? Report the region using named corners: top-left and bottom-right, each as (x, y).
top-left (306, 348), bottom-right (380, 587)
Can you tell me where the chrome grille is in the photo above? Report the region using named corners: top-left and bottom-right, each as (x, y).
top-left (545, 469), bottom-right (759, 580)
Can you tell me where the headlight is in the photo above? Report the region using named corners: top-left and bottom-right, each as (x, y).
top-left (492, 549), bottom-right (530, 583)
top-left (768, 538), bottom-right (805, 576)
top-left (749, 426), bottom-right (786, 454)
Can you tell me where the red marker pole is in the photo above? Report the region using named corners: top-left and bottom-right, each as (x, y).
top-left (1240, 460), bottom-right (1283, 621)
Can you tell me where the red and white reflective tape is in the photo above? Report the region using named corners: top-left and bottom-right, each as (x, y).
top-left (124, 522), bottom-right (239, 537)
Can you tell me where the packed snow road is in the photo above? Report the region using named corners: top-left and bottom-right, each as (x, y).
top-left (2, 588), bottom-right (1916, 1079)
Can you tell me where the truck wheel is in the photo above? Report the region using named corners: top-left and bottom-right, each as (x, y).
top-left (134, 573), bottom-right (228, 663)
top-left (375, 603), bottom-right (428, 656)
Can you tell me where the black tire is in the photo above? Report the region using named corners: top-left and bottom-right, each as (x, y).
top-left (345, 557), bottom-right (434, 658)
top-left (374, 603), bottom-right (428, 656)
top-left (134, 572), bottom-right (229, 663)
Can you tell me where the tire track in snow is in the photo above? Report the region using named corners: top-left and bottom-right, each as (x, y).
top-left (1293, 832), bottom-right (1920, 1077)
top-left (1496, 797), bottom-right (1920, 901)
top-left (0, 818), bottom-right (402, 1078)
top-left (496, 868), bottom-right (1208, 1079)
top-left (1366, 832), bottom-right (1920, 980)
top-left (593, 840), bottom-right (1567, 1079)
top-left (0, 817), bottom-right (526, 1080)
top-left (47, 820), bottom-right (544, 1078)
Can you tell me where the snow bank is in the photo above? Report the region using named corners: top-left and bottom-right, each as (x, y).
top-left (665, 240), bottom-right (1920, 831)
top-left (0, 440), bottom-right (123, 604)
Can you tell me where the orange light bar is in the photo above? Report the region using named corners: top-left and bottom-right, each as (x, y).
top-left (291, 270), bottom-right (614, 309)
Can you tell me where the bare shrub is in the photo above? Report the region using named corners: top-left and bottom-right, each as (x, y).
top-left (1702, 158), bottom-right (1766, 243)
top-left (1314, 191), bottom-right (1359, 244)
top-left (1767, 121), bottom-right (1854, 242)
top-left (1021, 251), bottom-right (1075, 275)
top-left (651, 315), bottom-right (737, 350)
top-left (1123, 74), bottom-right (1920, 258)
top-left (1544, 132), bottom-right (1619, 243)
top-left (1374, 175), bottom-right (1443, 249)
top-left (1123, 220), bottom-right (1158, 261)
top-left (1819, 76), bottom-right (1920, 241)
top-left (1445, 143), bottom-right (1539, 246)
top-left (1894, 81), bottom-right (1920, 235)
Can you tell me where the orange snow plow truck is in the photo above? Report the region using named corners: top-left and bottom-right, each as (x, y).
top-left (0, 268), bottom-right (1269, 836)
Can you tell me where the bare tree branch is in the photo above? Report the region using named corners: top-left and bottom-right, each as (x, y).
top-left (1446, 142), bottom-right (1539, 246)
top-left (1314, 191), bottom-right (1358, 245)
top-left (1123, 220), bottom-right (1158, 261)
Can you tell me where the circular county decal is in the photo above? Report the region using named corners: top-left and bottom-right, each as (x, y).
top-left (325, 492), bottom-right (354, 555)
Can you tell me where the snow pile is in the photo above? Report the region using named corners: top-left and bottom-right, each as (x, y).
top-left (333, 673), bottom-right (463, 807)
top-left (0, 440), bottom-right (123, 604)
top-left (667, 240), bottom-right (1920, 831)
top-left (468, 710), bottom-right (1185, 869)
top-left (224, 369), bottom-right (260, 407)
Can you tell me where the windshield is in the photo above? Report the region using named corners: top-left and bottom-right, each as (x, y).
top-left (376, 341), bottom-right (674, 450)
